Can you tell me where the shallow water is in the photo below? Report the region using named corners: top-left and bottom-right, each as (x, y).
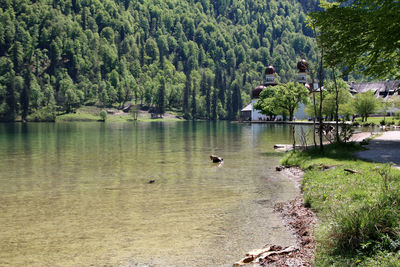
top-left (0, 122), bottom-right (298, 266)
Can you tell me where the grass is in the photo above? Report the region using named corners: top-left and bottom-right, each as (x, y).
top-left (281, 142), bottom-right (400, 266)
top-left (56, 112), bottom-right (100, 122)
top-left (55, 106), bottom-right (184, 122)
top-left (354, 116), bottom-right (400, 126)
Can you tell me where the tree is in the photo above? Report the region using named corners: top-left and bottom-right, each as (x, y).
top-left (211, 86), bottom-right (217, 120)
top-left (0, 0), bottom-right (319, 121)
top-left (231, 80), bottom-right (242, 120)
top-left (309, 0), bottom-right (400, 79)
top-left (155, 77), bottom-right (165, 115)
top-left (183, 74), bottom-right (190, 119)
top-left (99, 110), bottom-right (107, 121)
top-left (306, 84), bottom-right (352, 120)
top-left (254, 82), bottom-right (309, 121)
top-left (353, 91), bottom-right (381, 122)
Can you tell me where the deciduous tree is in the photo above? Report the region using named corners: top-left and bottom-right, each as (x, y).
top-left (254, 82), bottom-right (309, 121)
top-left (309, 0), bottom-right (400, 79)
top-left (353, 91), bottom-right (381, 122)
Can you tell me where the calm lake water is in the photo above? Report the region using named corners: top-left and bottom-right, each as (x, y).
top-left (0, 122), bottom-right (299, 266)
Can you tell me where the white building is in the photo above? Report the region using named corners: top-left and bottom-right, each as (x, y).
top-left (241, 60), bottom-right (311, 121)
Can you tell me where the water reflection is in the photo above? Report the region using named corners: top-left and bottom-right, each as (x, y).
top-left (0, 122), bottom-right (299, 266)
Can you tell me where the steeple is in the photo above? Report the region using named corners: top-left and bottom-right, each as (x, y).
top-left (264, 65), bottom-right (276, 85)
top-left (297, 59), bottom-right (308, 84)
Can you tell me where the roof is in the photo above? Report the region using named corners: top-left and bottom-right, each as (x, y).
top-left (241, 103), bottom-right (252, 112)
top-left (350, 81), bottom-right (400, 97)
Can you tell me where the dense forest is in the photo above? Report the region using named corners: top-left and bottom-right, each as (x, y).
top-left (0, 0), bottom-right (319, 121)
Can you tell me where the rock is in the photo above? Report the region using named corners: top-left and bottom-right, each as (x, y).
top-left (276, 166), bottom-right (284, 171)
top-left (210, 155), bottom-right (223, 163)
top-left (123, 103), bottom-right (133, 112)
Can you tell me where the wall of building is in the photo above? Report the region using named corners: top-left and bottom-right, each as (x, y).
top-left (251, 100), bottom-right (268, 121)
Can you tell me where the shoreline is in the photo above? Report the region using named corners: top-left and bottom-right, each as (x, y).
top-left (234, 167), bottom-right (316, 266)
top-left (273, 167), bottom-right (316, 266)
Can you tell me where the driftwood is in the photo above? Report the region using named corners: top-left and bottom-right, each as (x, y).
top-left (123, 103), bottom-right (133, 112)
top-left (306, 164), bottom-right (337, 171)
top-left (210, 155), bottom-right (223, 163)
top-left (233, 245), bottom-right (298, 266)
top-left (344, 168), bottom-right (361, 174)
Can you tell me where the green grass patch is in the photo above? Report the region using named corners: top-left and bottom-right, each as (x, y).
top-left (56, 107), bottom-right (184, 123)
top-left (56, 112), bottom-right (100, 122)
top-left (282, 143), bottom-right (400, 266)
top-left (354, 116), bottom-right (400, 126)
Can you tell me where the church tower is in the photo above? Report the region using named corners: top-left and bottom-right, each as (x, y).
top-left (250, 66), bottom-right (278, 121)
top-left (297, 59), bottom-right (309, 85)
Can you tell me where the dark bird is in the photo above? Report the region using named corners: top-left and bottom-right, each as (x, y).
top-left (210, 155), bottom-right (223, 163)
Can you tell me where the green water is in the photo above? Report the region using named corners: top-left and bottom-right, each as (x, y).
top-left (0, 122), bottom-right (298, 266)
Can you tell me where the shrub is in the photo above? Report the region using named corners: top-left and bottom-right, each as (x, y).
top-left (380, 119), bottom-right (386, 126)
top-left (99, 110), bottom-right (107, 121)
top-left (339, 124), bottom-right (354, 143)
top-left (27, 106), bottom-right (56, 122)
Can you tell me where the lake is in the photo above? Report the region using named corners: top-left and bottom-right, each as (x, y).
top-left (0, 121), bottom-right (299, 266)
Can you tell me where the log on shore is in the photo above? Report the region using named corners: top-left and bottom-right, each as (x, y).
top-left (233, 245), bottom-right (298, 266)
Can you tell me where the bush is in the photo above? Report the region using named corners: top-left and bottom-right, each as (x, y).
top-left (27, 106), bottom-right (56, 122)
top-left (99, 110), bottom-right (107, 121)
top-left (380, 119), bottom-right (386, 126)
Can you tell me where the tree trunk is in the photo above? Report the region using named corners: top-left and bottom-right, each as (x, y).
top-left (289, 110), bottom-right (293, 121)
top-left (332, 68), bottom-right (340, 143)
top-left (311, 71), bottom-right (317, 148)
top-left (318, 52), bottom-right (324, 153)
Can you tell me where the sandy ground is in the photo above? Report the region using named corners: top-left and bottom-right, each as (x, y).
top-left (356, 131), bottom-right (400, 169)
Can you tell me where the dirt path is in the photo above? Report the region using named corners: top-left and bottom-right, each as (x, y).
top-left (356, 131), bottom-right (400, 169)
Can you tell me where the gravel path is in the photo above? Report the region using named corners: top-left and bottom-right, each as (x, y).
top-left (356, 131), bottom-right (400, 169)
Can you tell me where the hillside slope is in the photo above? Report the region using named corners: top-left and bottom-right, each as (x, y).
top-left (0, 0), bottom-right (318, 121)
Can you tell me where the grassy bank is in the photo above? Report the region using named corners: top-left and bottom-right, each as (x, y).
top-left (281, 143), bottom-right (400, 266)
top-left (354, 116), bottom-right (400, 126)
top-left (55, 106), bottom-right (183, 122)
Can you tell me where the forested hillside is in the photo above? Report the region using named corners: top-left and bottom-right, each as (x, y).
top-left (0, 0), bottom-right (318, 121)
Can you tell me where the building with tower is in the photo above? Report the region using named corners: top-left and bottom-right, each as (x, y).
top-left (241, 60), bottom-right (311, 121)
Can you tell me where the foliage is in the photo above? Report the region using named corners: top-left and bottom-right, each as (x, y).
top-left (281, 143), bottom-right (400, 266)
top-left (353, 91), bottom-right (381, 122)
top-left (354, 116), bottom-right (400, 126)
top-left (338, 123), bottom-right (354, 143)
top-left (309, 0), bottom-right (400, 79)
top-left (0, 0), bottom-right (318, 121)
top-left (254, 82), bottom-right (309, 121)
top-left (130, 105), bottom-right (138, 121)
top-left (306, 79), bottom-right (352, 120)
top-left (99, 110), bottom-right (107, 121)
top-left (26, 106), bottom-right (56, 122)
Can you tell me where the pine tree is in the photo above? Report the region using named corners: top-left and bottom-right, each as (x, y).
top-left (183, 73), bottom-right (191, 119)
top-left (156, 77), bottom-right (166, 115)
top-left (191, 79), bottom-right (196, 119)
top-left (211, 86), bottom-right (217, 120)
